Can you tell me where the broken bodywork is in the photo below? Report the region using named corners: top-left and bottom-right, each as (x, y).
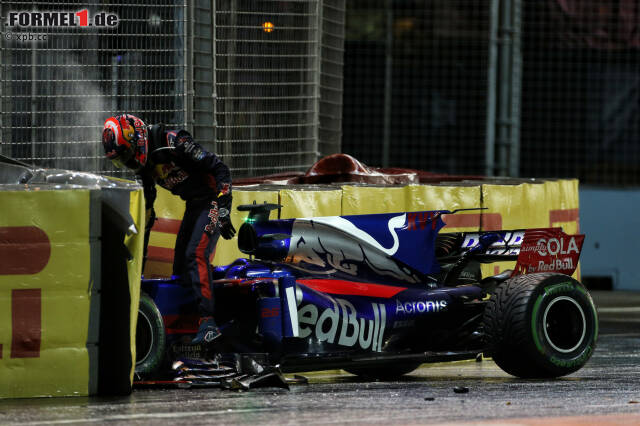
top-left (136, 203), bottom-right (597, 388)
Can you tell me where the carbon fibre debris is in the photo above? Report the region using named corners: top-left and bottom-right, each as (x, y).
top-left (134, 355), bottom-right (289, 391)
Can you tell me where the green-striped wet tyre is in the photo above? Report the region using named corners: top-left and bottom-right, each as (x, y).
top-left (135, 292), bottom-right (167, 376)
top-left (483, 273), bottom-right (598, 378)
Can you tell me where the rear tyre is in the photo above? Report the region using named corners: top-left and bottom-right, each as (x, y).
top-left (344, 362), bottom-right (422, 380)
top-left (135, 293), bottom-right (166, 376)
top-left (483, 273), bottom-right (598, 378)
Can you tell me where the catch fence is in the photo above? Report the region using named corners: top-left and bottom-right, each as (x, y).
top-left (0, 0), bottom-right (187, 175)
top-left (342, 0), bottom-right (640, 186)
top-left (4, 1), bottom-right (638, 185)
top-left (0, 0), bottom-right (344, 178)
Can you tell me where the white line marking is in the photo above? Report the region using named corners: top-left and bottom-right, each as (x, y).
top-left (14, 408), bottom-right (277, 426)
top-left (598, 307), bottom-right (640, 313)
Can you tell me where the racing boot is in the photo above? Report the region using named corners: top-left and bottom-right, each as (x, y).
top-left (192, 316), bottom-right (221, 344)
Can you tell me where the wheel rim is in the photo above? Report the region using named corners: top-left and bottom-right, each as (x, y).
top-left (542, 296), bottom-right (586, 353)
top-left (136, 310), bottom-right (154, 364)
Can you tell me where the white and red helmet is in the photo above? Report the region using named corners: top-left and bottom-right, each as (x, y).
top-left (102, 114), bottom-right (149, 169)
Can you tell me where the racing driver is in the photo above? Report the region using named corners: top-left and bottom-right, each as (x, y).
top-left (102, 114), bottom-right (235, 345)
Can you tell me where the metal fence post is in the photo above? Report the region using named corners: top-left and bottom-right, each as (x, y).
top-left (211, 0), bottom-right (218, 151)
top-left (186, 1), bottom-right (194, 134)
top-left (495, 0), bottom-right (522, 177)
top-left (496, 0), bottom-right (512, 176)
top-left (222, 0), bottom-right (236, 167)
top-left (485, 0), bottom-right (499, 177)
top-left (31, 44), bottom-right (37, 162)
top-left (313, 0), bottom-right (322, 164)
top-left (381, 0), bottom-right (393, 168)
top-left (318, 0), bottom-right (345, 157)
top-left (0, 1), bottom-right (4, 157)
top-left (509, 0), bottom-right (522, 177)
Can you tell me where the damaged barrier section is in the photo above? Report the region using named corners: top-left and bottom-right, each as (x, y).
top-left (0, 153), bottom-right (581, 396)
top-left (144, 155), bottom-right (580, 282)
top-left (0, 155), bottom-right (144, 398)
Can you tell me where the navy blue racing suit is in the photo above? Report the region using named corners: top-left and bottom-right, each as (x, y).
top-left (139, 129), bottom-right (232, 318)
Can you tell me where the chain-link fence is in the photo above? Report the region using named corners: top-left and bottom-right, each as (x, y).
top-left (342, 0), bottom-right (640, 186)
top-left (5, 1), bottom-right (636, 185)
top-left (0, 1), bottom-right (187, 176)
top-left (212, 0), bottom-right (320, 176)
top-left (1, 0), bottom-right (344, 178)
top-left (520, 0), bottom-right (640, 186)
top-left (318, 0), bottom-right (345, 156)
top-left (342, 0), bottom-right (492, 176)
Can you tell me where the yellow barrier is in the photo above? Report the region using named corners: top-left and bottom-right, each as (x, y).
top-left (0, 190), bottom-right (93, 398)
top-left (0, 178), bottom-right (578, 399)
top-left (405, 184), bottom-right (484, 232)
top-left (545, 180), bottom-right (580, 235)
top-left (146, 188), bottom-right (343, 272)
top-left (480, 180), bottom-right (581, 279)
top-left (544, 179), bottom-right (581, 280)
top-left (144, 187), bottom-right (185, 278)
top-left (144, 188), bottom-right (280, 275)
top-left (341, 185), bottom-right (407, 215)
top-left (213, 190), bottom-right (280, 266)
top-left (125, 189), bottom-right (146, 385)
top-left (0, 184), bottom-right (145, 399)
top-left (145, 181), bottom-right (581, 282)
top-left (280, 188), bottom-right (342, 218)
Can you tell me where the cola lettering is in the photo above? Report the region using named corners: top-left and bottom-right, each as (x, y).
top-left (536, 237), bottom-right (579, 257)
top-left (297, 297), bottom-right (386, 351)
top-left (513, 231), bottom-right (583, 277)
top-left (395, 299), bottom-right (447, 315)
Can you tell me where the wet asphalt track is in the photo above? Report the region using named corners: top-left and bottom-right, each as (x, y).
top-left (1, 291), bottom-right (639, 426)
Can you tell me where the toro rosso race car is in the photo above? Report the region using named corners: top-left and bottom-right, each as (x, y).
top-left (135, 204), bottom-right (598, 387)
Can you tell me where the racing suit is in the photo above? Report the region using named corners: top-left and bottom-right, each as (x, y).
top-left (138, 128), bottom-right (233, 328)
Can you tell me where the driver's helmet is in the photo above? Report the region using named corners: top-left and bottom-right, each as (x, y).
top-left (102, 114), bottom-right (149, 170)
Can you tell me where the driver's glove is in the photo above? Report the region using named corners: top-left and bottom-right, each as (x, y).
top-left (217, 193), bottom-right (235, 240)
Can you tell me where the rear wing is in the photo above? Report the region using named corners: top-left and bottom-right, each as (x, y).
top-left (443, 228), bottom-right (585, 277)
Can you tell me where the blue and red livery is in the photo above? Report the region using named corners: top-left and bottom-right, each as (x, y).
top-left (137, 203), bottom-right (598, 380)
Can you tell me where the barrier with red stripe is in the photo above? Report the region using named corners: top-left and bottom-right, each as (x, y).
top-left (1, 187), bottom-right (145, 399)
top-left (144, 181), bottom-right (581, 283)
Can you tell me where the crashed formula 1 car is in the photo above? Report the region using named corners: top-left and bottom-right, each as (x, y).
top-left (135, 203), bottom-right (598, 387)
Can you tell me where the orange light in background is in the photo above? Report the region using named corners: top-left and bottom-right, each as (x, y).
top-left (262, 21), bottom-right (274, 33)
